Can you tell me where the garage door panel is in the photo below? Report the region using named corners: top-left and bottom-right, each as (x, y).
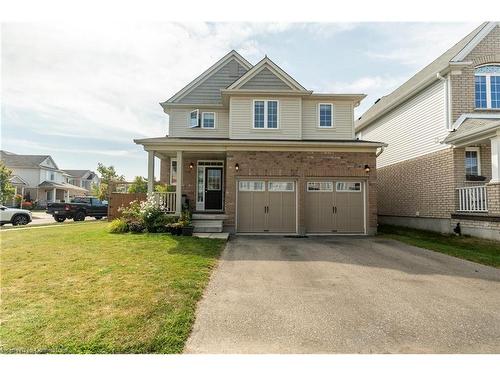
top-left (237, 179), bottom-right (296, 234)
top-left (305, 182), bottom-right (335, 233)
top-left (268, 191), bottom-right (296, 232)
top-left (335, 181), bottom-right (364, 233)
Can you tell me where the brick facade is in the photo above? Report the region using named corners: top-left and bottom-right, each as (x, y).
top-left (162, 151), bottom-right (378, 234)
top-left (450, 25), bottom-right (500, 122)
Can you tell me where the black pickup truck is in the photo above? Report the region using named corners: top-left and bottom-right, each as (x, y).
top-left (46, 197), bottom-right (108, 222)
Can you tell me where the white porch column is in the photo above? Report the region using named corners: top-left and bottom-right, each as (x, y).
top-left (175, 150), bottom-right (183, 215)
top-left (491, 131), bottom-right (500, 183)
top-left (52, 188), bottom-right (57, 202)
top-left (147, 150), bottom-right (155, 194)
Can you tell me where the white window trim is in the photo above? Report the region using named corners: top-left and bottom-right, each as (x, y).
top-left (252, 99), bottom-right (280, 129)
top-left (318, 103), bottom-right (334, 128)
top-left (475, 66), bottom-right (500, 109)
top-left (465, 147), bottom-right (481, 176)
top-left (201, 112), bottom-right (216, 129)
top-left (189, 109), bottom-right (200, 128)
top-left (170, 158), bottom-right (177, 185)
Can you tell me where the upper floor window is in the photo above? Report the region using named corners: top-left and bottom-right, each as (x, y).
top-left (475, 65), bottom-right (500, 109)
top-left (318, 103), bottom-right (333, 128)
top-left (189, 109), bottom-right (200, 128)
top-left (47, 170), bottom-right (55, 181)
top-left (202, 112), bottom-right (215, 128)
top-left (253, 100), bottom-right (279, 129)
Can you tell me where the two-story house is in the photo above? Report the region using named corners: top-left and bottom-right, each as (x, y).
top-left (356, 22), bottom-right (500, 241)
top-left (63, 170), bottom-right (100, 193)
top-left (135, 51), bottom-right (385, 234)
top-left (0, 150), bottom-right (89, 206)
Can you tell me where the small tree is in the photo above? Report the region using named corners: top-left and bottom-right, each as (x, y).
top-left (94, 163), bottom-right (125, 200)
top-left (0, 161), bottom-right (16, 204)
top-left (128, 176), bottom-right (148, 193)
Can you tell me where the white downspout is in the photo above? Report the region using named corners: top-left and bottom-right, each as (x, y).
top-left (437, 73), bottom-right (451, 130)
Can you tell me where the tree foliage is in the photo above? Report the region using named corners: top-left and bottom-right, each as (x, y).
top-left (0, 161), bottom-right (16, 204)
top-left (93, 163), bottom-right (125, 200)
top-left (128, 176), bottom-right (148, 193)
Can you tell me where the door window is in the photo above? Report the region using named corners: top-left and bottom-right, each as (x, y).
top-left (307, 181), bottom-right (333, 192)
top-left (336, 182), bottom-right (362, 192)
top-left (239, 181), bottom-right (265, 191)
top-left (268, 181), bottom-right (294, 192)
top-left (207, 169), bottom-right (221, 190)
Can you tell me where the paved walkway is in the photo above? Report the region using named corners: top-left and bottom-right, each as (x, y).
top-left (185, 236), bottom-right (500, 354)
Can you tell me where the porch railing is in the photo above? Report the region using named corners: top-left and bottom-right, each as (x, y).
top-left (153, 192), bottom-right (176, 213)
top-left (456, 185), bottom-right (488, 212)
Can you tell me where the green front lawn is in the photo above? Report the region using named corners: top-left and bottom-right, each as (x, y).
top-left (0, 222), bottom-right (225, 353)
top-left (379, 224), bottom-right (500, 268)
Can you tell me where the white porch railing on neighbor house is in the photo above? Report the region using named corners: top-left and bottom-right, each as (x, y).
top-left (153, 192), bottom-right (176, 213)
top-left (456, 185), bottom-right (488, 212)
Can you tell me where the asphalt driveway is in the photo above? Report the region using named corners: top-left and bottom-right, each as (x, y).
top-left (185, 236), bottom-right (500, 354)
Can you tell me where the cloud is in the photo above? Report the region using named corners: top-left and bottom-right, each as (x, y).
top-left (364, 22), bottom-right (478, 67)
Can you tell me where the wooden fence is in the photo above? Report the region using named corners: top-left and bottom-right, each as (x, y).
top-left (107, 192), bottom-right (147, 220)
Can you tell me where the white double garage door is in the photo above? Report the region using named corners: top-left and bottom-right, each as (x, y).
top-left (236, 179), bottom-right (366, 234)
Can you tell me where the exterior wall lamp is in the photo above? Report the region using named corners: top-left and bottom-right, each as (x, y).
top-left (235, 163), bottom-right (239, 172)
top-left (364, 164), bottom-right (371, 173)
top-left (189, 162), bottom-right (194, 170)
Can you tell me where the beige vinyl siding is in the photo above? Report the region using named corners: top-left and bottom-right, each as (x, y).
top-left (168, 109), bottom-right (229, 138)
top-left (229, 96), bottom-right (301, 139)
top-left (359, 80), bottom-right (449, 168)
top-left (302, 100), bottom-right (354, 140)
top-left (240, 68), bottom-right (293, 91)
top-left (176, 59), bottom-right (248, 104)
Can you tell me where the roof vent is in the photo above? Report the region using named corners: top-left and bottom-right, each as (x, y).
top-left (374, 98), bottom-right (381, 104)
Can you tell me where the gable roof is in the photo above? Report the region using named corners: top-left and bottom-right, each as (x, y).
top-left (356, 22), bottom-right (495, 132)
top-left (163, 50), bottom-right (253, 105)
top-left (0, 150), bottom-right (54, 169)
top-left (64, 169), bottom-right (93, 178)
top-left (444, 117), bottom-right (500, 145)
top-left (226, 56), bottom-right (308, 92)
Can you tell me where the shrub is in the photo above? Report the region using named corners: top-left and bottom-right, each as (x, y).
top-left (119, 200), bottom-right (142, 222)
top-left (128, 220), bottom-right (145, 233)
top-left (21, 201), bottom-right (33, 209)
top-left (140, 195), bottom-right (171, 233)
top-left (108, 218), bottom-right (128, 233)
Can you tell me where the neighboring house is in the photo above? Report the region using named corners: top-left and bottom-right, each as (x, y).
top-left (135, 51), bottom-right (385, 234)
top-left (0, 150), bottom-right (88, 206)
top-left (64, 170), bottom-right (100, 193)
top-left (356, 22), bottom-right (500, 240)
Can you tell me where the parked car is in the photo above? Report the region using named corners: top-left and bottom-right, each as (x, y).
top-left (0, 205), bottom-right (33, 226)
top-left (46, 197), bottom-right (108, 222)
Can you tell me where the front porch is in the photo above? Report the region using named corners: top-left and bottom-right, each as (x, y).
top-left (444, 119), bottom-right (500, 240)
top-left (146, 149), bottom-right (228, 232)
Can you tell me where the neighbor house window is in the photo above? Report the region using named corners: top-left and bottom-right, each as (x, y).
top-left (253, 100), bottom-right (279, 129)
top-left (475, 65), bottom-right (500, 109)
top-left (170, 159), bottom-right (177, 185)
top-left (202, 112), bottom-right (215, 128)
top-left (465, 147), bottom-right (481, 176)
top-left (318, 103), bottom-right (333, 127)
top-left (189, 109), bottom-right (200, 128)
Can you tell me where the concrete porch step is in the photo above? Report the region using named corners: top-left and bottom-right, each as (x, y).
top-left (192, 213), bottom-right (228, 220)
top-left (192, 219), bottom-right (223, 233)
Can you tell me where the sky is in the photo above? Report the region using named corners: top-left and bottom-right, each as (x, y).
top-left (1, 22), bottom-right (478, 179)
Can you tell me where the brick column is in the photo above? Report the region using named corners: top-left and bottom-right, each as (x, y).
top-left (486, 183), bottom-right (500, 215)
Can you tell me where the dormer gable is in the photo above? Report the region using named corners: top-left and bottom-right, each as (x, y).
top-left (163, 50), bottom-right (252, 106)
top-left (226, 56), bottom-right (308, 92)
